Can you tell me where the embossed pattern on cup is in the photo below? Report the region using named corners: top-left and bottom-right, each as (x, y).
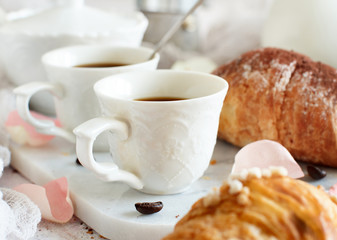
top-left (74, 70), bottom-right (229, 194)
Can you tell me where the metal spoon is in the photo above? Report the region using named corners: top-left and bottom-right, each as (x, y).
top-left (148, 0), bottom-right (204, 60)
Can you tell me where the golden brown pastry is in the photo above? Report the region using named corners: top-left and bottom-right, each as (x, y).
top-left (163, 168), bottom-right (337, 240)
top-left (213, 47), bottom-right (337, 166)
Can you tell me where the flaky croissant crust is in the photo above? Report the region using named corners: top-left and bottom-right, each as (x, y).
top-left (213, 47), bottom-right (337, 166)
top-left (163, 170), bottom-right (337, 240)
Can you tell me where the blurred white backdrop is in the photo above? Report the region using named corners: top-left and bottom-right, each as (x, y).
top-left (0, 0), bottom-right (274, 68)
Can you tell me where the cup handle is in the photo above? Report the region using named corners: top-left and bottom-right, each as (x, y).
top-left (14, 82), bottom-right (76, 143)
top-left (73, 117), bottom-right (144, 190)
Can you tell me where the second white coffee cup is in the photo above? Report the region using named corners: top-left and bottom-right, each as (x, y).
top-left (14, 45), bottom-right (160, 151)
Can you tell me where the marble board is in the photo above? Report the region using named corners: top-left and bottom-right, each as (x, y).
top-left (10, 138), bottom-right (240, 240)
top-left (10, 138), bottom-right (337, 239)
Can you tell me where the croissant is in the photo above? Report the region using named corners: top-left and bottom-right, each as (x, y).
top-left (213, 47), bottom-right (337, 166)
top-left (162, 167), bottom-right (337, 240)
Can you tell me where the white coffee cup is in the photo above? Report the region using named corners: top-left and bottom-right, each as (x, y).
top-left (73, 70), bottom-right (228, 194)
top-left (14, 45), bottom-right (160, 151)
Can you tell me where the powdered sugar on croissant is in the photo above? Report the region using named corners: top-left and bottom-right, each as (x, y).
top-left (213, 47), bottom-right (337, 166)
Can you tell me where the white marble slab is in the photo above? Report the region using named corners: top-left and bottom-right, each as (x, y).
top-left (9, 138), bottom-right (240, 240)
top-left (10, 137), bottom-right (337, 240)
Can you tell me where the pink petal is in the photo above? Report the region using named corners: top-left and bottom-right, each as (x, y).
top-left (232, 139), bottom-right (304, 178)
top-left (44, 177), bottom-right (74, 223)
top-left (14, 184), bottom-right (54, 221)
top-left (329, 183), bottom-right (337, 196)
top-left (5, 110), bottom-right (60, 146)
top-left (13, 177), bottom-right (73, 223)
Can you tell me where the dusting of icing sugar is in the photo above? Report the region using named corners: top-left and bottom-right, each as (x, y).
top-left (247, 167), bottom-right (262, 179)
top-left (227, 167), bottom-right (288, 195)
top-left (241, 51), bottom-right (262, 79)
top-left (269, 166), bottom-right (288, 177)
top-left (292, 71), bottom-right (335, 121)
top-left (302, 71), bottom-right (312, 79)
top-left (261, 168), bottom-right (272, 178)
top-left (242, 70), bottom-right (269, 91)
top-left (271, 60), bottom-right (296, 93)
top-left (229, 169), bottom-right (249, 182)
top-left (202, 167), bottom-right (289, 207)
top-left (202, 187), bottom-right (220, 207)
top-left (242, 64), bottom-right (252, 79)
top-left (228, 179), bottom-right (243, 194)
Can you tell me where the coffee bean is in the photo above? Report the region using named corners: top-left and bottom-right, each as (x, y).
top-left (307, 165), bottom-right (326, 180)
top-left (135, 201), bottom-right (163, 214)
